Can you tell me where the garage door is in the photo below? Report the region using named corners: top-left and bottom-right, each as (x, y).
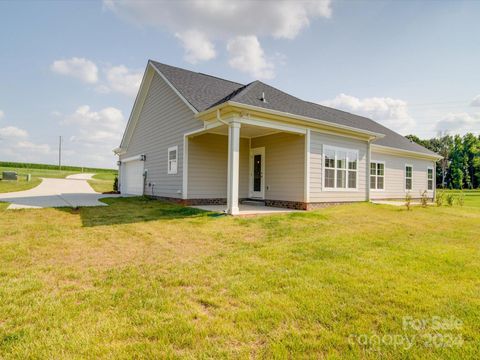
top-left (122, 160), bottom-right (144, 195)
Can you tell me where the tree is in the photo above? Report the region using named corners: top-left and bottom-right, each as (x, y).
top-left (449, 135), bottom-right (465, 189)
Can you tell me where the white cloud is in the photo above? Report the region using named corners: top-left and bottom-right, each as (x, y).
top-left (104, 0), bottom-right (332, 75)
top-left (102, 65), bottom-right (143, 97)
top-left (175, 30), bottom-right (216, 64)
top-left (60, 105), bottom-right (126, 167)
top-left (63, 105), bottom-right (125, 134)
top-left (0, 126), bottom-right (28, 138)
top-left (435, 112), bottom-right (480, 135)
top-left (16, 141), bottom-right (51, 154)
top-left (321, 94), bottom-right (416, 134)
top-left (51, 57), bottom-right (99, 84)
top-left (470, 95), bottom-right (480, 107)
top-left (227, 36), bottom-right (275, 79)
top-left (0, 110), bottom-right (4, 120)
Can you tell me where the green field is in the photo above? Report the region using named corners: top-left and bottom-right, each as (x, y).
top-left (0, 162), bottom-right (117, 194)
top-left (0, 197), bottom-right (478, 358)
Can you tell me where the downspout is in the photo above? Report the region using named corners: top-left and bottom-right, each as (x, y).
top-left (366, 138), bottom-right (372, 202)
top-left (216, 109), bottom-right (229, 126)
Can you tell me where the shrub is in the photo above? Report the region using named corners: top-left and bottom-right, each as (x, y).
top-left (405, 192), bottom-right (412, 211)
top-left (446, 193), bottom-right (455, 206)
top-left (436, 191), bottom-right (444, 206)
top-left (420, 190), bottom-right (429, 207)
top-left (457, 192), bottom-right (465, 207)
top-left (113, 176), bottom-right (119, 193)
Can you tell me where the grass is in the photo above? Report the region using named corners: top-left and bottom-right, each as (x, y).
top-left (0, 164), bottom-right (117, 194)
top-left (0, 198), bottom-right (479, 358)
top-left (87, 173), bottom-right (117, 194)
top-left (438, 189), bottom-right (480, 208)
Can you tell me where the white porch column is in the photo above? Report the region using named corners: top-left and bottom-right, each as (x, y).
top-left (366, 139), bottom-right (372, 201)
top-left (227, 121), bottom-right (241, 215)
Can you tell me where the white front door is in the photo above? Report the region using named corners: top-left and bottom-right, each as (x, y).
top-left (249, 147), bottom-right (265, 199)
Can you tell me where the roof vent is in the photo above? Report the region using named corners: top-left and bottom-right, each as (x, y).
top-left (260, 92), bottom-right (267, 103)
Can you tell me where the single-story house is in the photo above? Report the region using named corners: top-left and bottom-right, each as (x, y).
top-left (114, 60), bottom-right (441, 214)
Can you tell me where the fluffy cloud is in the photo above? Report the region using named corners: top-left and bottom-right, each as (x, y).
top-left (470, 95), bottom-right (480, 107)
top-left (321, 94), bottom-right (416, 133)
top-left (435, 112), bottom-right (480, 135)
top-left (60, 105), bottom-right (126, 167)
top-left (227, 36), bottom-right (274, 79)
top-left (175, 30), bottom-right (216, 64)
top-left (51, 57), bottom-right (99, 84)
top-left (16, 141), bottom-right (52, 154)
top-left (0, 126), bottom-right (28, 138)
top-left (103, 65), bottom-right (143, 97)
top-left (104, 0), bottom-right (332, 77)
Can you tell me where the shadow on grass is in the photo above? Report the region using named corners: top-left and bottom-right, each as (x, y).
top-left (57, 196), bottom-right (220, 227)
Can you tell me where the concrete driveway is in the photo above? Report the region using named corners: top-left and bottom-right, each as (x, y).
top-left (0, 176), bottom-right (121, 209)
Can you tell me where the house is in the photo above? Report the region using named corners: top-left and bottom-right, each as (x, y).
top-left (114, 60), bottom-right (441, 214)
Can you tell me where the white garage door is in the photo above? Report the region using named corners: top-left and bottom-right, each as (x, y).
top-left (122, 160), bottom-right (144, 195)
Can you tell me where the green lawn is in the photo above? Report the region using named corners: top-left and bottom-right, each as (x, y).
top-left (438, 189), bottom-right (480, 208)
top-left (87, 173), bottom-right (117, 193)
top-left (0, 166), bottom-right (117, 194)
top-left (0, 198), bottom-right (479, 358)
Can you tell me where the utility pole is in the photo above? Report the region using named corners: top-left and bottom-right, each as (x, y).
top-left (58, 136), bottom-right (62, 170)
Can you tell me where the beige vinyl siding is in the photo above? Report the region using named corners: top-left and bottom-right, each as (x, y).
top-left (370, 152), bottom-right (435, 199)
top-left (120, 72), bottom-right (202, 198)
top-left (187, 133), bottom-right (249, 199)
top-left (251, 132), bottom-right (304, 202)
top-left (309, 131), bottom-right (368, 202)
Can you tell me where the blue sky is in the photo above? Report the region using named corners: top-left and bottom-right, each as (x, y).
top-left (0, 0), bottom-right (479, 168)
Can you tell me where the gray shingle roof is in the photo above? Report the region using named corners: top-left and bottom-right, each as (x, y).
top-left (150, 60), bottom-right (437, 157)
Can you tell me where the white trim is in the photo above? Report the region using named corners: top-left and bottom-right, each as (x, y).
top-left (427, 166), bottom-right (434, 191)
top-left (304, 129), bottom-right (311, 202)
top-left (372, 144), bottom-right (442, 161)
top-left (405, 164), bottom-right (413, 191)
top-left (197, 101), bottom-right (384, 139)
top-left (182, 136), bottom-right (188, 199)
top-left (167, 146), bottom-right (178, 175)
top-left (370, 160), bottom-right (386, 192)
top-left (149, 61), bottom-right (198, 114)
top-left (249, 147), bottom-right (265, 199)
top-left (121, 154), bottom-right (144, 163)
top-left (322, 145), bottom-right (359, 192)
top-left (119, 66), bottom-right (154, 151)
top-left (238, 117), bottom-right (306, 135)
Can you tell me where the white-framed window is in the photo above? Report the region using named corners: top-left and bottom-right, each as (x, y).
top-left (370, 161), bottom-right (385, 190)
top-left (167, 146), bottom-right (178, 174)
top-left (323, 145), bottom-right (358, 190)
top-left (405, 164), bottom-right (413, 190)
top-left (427, 167), bottom-right (434, 190)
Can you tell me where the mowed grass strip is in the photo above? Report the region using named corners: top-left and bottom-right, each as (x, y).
top-left (0, 198), bottom-right (479, 358)
top-left (87, 173), bottom-right (117, 193)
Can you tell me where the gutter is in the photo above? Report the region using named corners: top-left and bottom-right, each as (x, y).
top-left (196, 101), bottom-right (385, 140)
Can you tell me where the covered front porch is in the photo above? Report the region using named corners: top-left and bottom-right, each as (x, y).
top-left (183, 116), bottom-right (307, 215)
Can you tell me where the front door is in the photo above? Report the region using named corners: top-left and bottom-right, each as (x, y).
top-left (249, 147), bottom-right (265, 199)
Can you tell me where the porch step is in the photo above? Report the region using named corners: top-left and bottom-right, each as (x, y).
top-left (241, 199), bottom-right (266, 207)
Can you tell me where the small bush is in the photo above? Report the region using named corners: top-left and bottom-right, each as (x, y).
top-left (446, 193), bottom-right (455, 206)
top-left (113, 176), bottom-right (119, 192)
top-left (420, 190), bottom-right (429, 207)
top-left (436, 191), bottom-right (444, 206)
top-left (405, 192), bottom-right (412, 211)
top-left (457, 192), bottom-right (465, 207)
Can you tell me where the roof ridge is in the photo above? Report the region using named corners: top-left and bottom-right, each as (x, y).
top-left (149, 59), bottom-right (244, 87)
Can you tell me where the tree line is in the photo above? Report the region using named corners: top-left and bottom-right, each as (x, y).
top-left (406, 133), bottom-right (480, 189)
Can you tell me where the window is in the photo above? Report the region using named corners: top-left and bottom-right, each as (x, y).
top-left (427, 167), bottom-right (434, 190)
top-left (370, 162), bottom-right (385, 190)
top-left (405, 165), bottom-right (412, 190)
top-left (323, 146), bottom-right (358, 190)
top-left (168, 146), bottom-right (178, 174)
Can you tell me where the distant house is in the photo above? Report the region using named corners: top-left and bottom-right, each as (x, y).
top-left (115, 60), bottom-right (441, 214)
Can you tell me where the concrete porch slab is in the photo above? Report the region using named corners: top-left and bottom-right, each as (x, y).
top-left (191, 204), bottom-right (301, 215)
